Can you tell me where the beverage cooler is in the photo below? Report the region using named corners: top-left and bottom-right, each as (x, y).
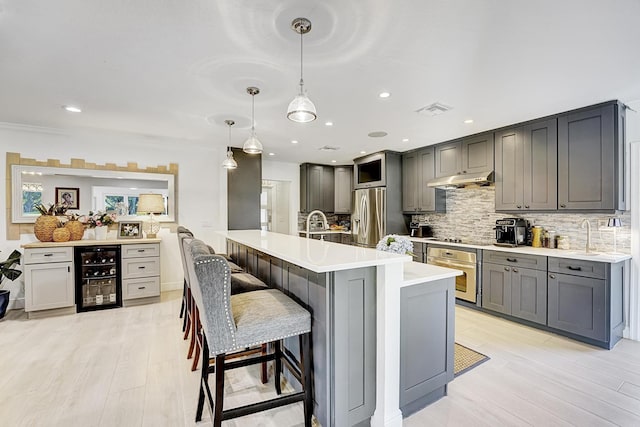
top-left (74, 246), bottom-right (122, 312)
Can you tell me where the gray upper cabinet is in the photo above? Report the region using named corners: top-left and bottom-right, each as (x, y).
top-left (495, 119), bottom-right (557, 211)
top-left (334, 166), bottom-right (353, 214)
top-left (402, 147), bottom-right (445, 213)
top-left (462, 132), bottom-right (494, 174)
top-left (558, 102), bottom-right (626, 211)
top-left (435, 132), bottom-right (493, 177)
top-left (300, 163), bottom-right (335, 213)
top-left (434, 140), bottom-right (462, 177)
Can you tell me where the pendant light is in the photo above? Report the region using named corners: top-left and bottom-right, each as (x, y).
top-left (222, 119), bottom-right (238, 169)
top-left (287, 17), bottom-right (317, 123)
top-left (242, 86), bottom-right (263, 154)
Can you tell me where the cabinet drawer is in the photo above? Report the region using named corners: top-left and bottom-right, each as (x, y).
top-left (122, 257), bottom-right (160, 279)
top-left (483, 250), bottom-right (547, 270)
top-left (121, 243), bottom-right (160, 259)
top-left (123, 276), bottom-right (160, 300)
top-left (548, 257), bottom-right (606, 279)
top-left (24, 247), bottom-right (73, 264)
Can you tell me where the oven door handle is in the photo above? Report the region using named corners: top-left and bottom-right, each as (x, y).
top-left (429, 259), bottom-right (473, 270)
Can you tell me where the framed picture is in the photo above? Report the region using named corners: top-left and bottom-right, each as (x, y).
top-left (118, 221), bottom-right (143, 239)
top-left (55, 187), bottom-right (79, 209)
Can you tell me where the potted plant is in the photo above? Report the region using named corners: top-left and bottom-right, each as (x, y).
top-left (0, 249), bottom-right (22, 319)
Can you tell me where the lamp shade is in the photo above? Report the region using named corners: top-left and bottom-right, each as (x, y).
top-left (242, 134), bottom-right (263, 154)
top-left (136, 193), bottom-right (165, 215)
top-left (287, 92), bottom-right (317, 123)
top-left (607, 217), bottom-right (622, 227)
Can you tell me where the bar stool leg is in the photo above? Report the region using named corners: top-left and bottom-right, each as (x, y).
top-left (179, 279), bottom-right (186, 319)
top-left (274, 340), bottom-right (282, 395)
top-left (214, 354), bottom-right (225, 427)
top-left (195, 337), bottom-right (209, 422)
top-left (300, 333), bottom-right (313, 427)
top-left (260, 344), bottom-right (268, 384)
top-left (183, 289), bottom-right (192, 340)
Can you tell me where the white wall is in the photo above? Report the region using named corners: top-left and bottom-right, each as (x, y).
top-left (0, 123), bottom-right (229, 309)
top-left (262, 159), bottom-right (300, 235)
top-left (627, 100), bottom-right (640, 340)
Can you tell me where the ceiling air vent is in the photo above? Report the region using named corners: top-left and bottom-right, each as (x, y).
top-left (416, 102), bottom-right (452, 116)
top-left (319, 145), bottom-right (340, 151)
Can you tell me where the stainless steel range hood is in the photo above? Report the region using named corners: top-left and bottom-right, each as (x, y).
top-left (426, 170), bottom-right (494, 188)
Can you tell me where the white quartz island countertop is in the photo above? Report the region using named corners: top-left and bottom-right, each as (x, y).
top-left (402, 261), bottom-right (462, 286)
top-left (218, 230), bottom-right (411, 273)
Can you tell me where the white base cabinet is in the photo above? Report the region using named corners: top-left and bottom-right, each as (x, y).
top-left (24, 247), bottom-right (74, 312)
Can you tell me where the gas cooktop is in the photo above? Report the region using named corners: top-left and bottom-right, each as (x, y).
top-left (423, 237), bottom-right (491, 246)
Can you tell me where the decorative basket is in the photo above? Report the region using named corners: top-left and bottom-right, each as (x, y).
top-left (65, 220), bottom-right (85, 241)
top-left (34, 215), bottom-right (60, 242)
top-left (53, 227), bottom-right (71, 242)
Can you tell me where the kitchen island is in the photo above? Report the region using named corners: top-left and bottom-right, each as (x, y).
top-left (217, 230), bottom-right (461, 427)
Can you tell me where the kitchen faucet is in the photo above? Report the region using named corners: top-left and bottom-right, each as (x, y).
top-left (580, 219), bottom-right (594, 253)
top-left (306, 210), bottom-right (329, 237)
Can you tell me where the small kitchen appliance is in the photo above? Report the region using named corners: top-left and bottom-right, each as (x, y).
top-left (409, 222), bottom-right (433, 238)
top-left (494, 218), bottom-right (528, 247)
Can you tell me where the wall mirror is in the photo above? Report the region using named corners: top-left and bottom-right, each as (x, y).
top-left (11, 164), bottom-right (176, 224)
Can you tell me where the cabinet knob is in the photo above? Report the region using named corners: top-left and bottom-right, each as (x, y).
top-left (462, 170), bottom-right (467, 174)
top-left (504, 267), bottom-right (510, 271)
top-left (549, 274), bottom-right (556, 279)
top-left (517, 205), bottom-right (522, 209)
top-left (512, 268), bottom-right (519, 273)
top-left (525, 205), bottom-right (530, 209)
top-left (560, 204), bottom-right (566, 208)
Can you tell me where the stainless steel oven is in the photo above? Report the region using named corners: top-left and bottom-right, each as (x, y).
top-left (427, 245), bottom-right (479, 304)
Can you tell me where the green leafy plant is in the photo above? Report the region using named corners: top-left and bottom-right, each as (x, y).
top-left (0, 250), bottom-right (22, 284)
top-left (34, 203), bottom-right (68, 216)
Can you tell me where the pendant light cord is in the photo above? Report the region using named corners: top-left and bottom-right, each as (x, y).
top-left (299, 28), bottom-right (304, 90)
top-left (228, 123), bottom-right (232, 154)
top-left (251, 94), bottom-right (255, 133)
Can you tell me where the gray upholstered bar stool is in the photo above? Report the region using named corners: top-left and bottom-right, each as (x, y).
top-left (177, 226), bottom-right (194, 334)
top-left (191, 244), bottom-right (313, 427)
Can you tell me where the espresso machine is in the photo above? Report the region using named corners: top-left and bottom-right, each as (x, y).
top-left (409, 222), bottom-right (433, 238)
top-left (494, 218), bottom-right (528, 247)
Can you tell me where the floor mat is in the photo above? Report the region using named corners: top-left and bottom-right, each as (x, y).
top-left (454, 343), bottom-right (489, 376)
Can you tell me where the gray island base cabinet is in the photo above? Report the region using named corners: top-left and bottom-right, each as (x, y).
top-left (224, 231), bottom-right (458, 427)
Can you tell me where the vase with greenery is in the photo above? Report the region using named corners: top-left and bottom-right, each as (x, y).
top-left (0, 250), bottom-right (22, 319)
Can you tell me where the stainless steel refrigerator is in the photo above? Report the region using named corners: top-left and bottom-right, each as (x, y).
top-left (352, 187), bottom-right (390, 247)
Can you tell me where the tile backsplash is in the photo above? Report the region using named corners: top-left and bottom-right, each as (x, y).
top-left (414, 186), bottom-right (631, 253)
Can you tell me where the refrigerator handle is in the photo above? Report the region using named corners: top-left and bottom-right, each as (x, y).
top-left (362, 195), bottom-right (369, 240)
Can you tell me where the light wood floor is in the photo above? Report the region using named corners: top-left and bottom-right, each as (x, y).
top-left (1, 291), bottom-right (639, 427)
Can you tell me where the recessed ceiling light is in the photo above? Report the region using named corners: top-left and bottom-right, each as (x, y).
top-left (378, 92), bottom-right (391, 98)
top-left (62, 105), bottom-right (82, 113)
top-left (464, 119), bottom-right (474, 124)
top-left (291, 140), bottom-right (299, 144)
top-left (325, 121), bottom-right (334, 126)
top-left (402, 138), bottom-right (409, 142)
top-left (368, 131), bottom-right (387, 138)
top-left (360, 151), bottom-right (366, 154)
top-left (268, 152), bottom-right (275, 156)
top-left (331, 160), bottom-right (337, 163)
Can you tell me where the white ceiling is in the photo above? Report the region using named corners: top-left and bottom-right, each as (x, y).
top-left (1, 0), bottom-right (639, 164)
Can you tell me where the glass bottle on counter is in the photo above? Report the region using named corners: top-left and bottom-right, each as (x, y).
top-left (542, 230), bottom-right (550, 248)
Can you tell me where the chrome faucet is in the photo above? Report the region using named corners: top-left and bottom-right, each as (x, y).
top-left (306, 210), bottom-right (329, 236)
top-left (580, 219), bottom-right (594, 253)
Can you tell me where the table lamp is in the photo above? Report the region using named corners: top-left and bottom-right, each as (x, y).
top-left (137, 193), bottom-right (165, 238)
top-left (607, 217), bottom-right (622, 254)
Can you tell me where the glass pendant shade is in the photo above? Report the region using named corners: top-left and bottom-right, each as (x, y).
top-left (222, 119), bottom-right (239, 169)
top-left (287, 91), bottom-right (317, 123)
top-left (242, 133), bottom-right (263, 154)
top-left (222, 149), bottom-right (237, 169)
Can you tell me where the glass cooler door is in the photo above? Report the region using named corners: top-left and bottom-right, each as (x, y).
top-left (75, 246), bottom-right (121, 312)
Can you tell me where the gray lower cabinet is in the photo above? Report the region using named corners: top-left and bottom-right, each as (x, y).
top-left (402, 147), bottom-right (445, 213)
top-left (547, 257), bottom-right (624, 348)
top-left (495, 118), bottom-right (557, 211)
top-left (482, 251), bottom-right (547, 325)
top-left (399, 278), bottom-right (454, 416)
top-left (412, 241), bottom-right (426, 263)
top-left (557, 102), bottom-right (626, 211)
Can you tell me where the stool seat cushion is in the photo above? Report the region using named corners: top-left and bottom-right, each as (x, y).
top-left (230, 272), bottom-right (267, 294)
